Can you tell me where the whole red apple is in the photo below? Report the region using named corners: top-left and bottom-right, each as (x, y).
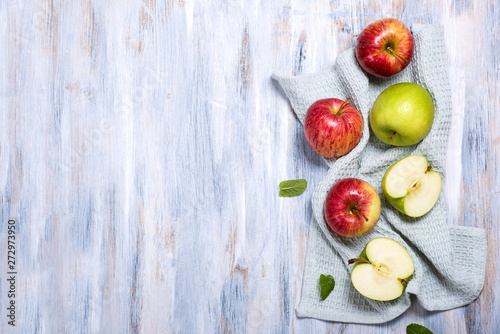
top-left (303, 98), bottom-right (363, 159)
top-left (324, 178), bottom-right (381, 238)
top-left (355, 18), bottom-right (414, 78)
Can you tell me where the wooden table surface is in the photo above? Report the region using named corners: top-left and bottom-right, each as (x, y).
top-left (1, 0), bottom-right (498, 333)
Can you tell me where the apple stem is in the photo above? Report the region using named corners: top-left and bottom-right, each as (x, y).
top-left (426, 165), bottom-right (432, 173)
top-left (351, 208), bottom-right (369, 221)
top-left (336, 97), bottom-right (351, 115)
top-left (386, 46), bottom-right (408, 62)
top-left (388, 131), bottom-right (397, 140)
top-left (348, 258), bottom-right (371, 265)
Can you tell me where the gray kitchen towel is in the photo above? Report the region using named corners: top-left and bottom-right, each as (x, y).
top-left (272, 24), bottom-right (486, 324)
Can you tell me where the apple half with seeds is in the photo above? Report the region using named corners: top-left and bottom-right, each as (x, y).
top-left (382, 155), bottom-right (442, 218)
top-left (349, 237), bottom-right (414, 301)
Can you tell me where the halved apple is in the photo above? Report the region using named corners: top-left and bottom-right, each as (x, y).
top-left (382, 155), bottom-right (442, 218)
top-left (349, 237), bottom-right (414, 301)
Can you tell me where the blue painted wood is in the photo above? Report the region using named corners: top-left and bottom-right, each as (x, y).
top-left (0, 0), bottom-right (497, 333)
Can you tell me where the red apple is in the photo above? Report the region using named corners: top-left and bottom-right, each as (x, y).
top-left (303, 98), bottom-right (363, 158)
top-left (355, 18), bottom-right (414, 78)
top-left (324, 178), bottom-right (381, 238)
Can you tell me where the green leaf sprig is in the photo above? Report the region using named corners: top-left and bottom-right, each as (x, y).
top-left (319, 274), bottom-right (335, 300)
top-left (407, 323), bottom-right (434, 334)
top-left (279, 179), bottom-right (307, 197)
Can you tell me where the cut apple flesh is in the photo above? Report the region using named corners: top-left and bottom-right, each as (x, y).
top-left (351, 238), bottom-right (414, 301)
top-left (365, 238), bottom-right (414, 279)
top-left (403, 171), bottom-right (441, 217)
top-left (384, 155), bottom-right (442, 217)
top-left (351, 263), bottom-right (405, 301)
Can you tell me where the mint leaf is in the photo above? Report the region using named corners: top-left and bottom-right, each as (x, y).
top-left (407, 323), bottom-right (433, 334)
top-left (319, 274), bottom-right (335, 300)
top-left (279, 179), bottom-right (307, 197)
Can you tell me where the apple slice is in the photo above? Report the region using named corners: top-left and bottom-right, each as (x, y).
top-left (349, 238), bottom-right (414, 301)
top-left (382, 155), bottom-right (442, 217)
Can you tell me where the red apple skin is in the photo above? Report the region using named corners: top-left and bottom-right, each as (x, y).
top-left (303, 98), bottom-right (363, 159)
top-left (324, 178), bottom-right (381, 238)
top-left (355, 18), bottom-right (414, 78)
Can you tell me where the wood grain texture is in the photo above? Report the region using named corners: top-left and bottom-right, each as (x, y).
top-left (0, 0), bottom-right (498, 333)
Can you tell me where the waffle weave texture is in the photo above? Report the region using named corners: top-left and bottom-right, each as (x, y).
top-left (272, 24), bottom-right (486, 324)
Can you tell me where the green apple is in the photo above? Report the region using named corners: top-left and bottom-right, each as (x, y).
top-left (382, 155), bottom-right (442, 217)
top-left (349, 237), bottom-right (414, 301)
top-left (370, 82), bottom-right (435, 146)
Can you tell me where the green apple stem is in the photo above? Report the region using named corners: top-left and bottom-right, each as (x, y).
top-left (348, 258), bottom-right (371, 265)
top-left (386, 46), bottom-right (408, 62)
top-left (335, 97), bottom-right (351, 115)
top-left (388, 131), bottom-right (397, 140)
top-left (426, 165), bottom-right (432, 173)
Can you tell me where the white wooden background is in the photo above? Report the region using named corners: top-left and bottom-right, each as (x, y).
top-left (1, 0), bottom-right (498, 333)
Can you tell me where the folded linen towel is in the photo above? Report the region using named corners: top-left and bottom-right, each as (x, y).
top-left (273, 24), bottom-right (486, 324)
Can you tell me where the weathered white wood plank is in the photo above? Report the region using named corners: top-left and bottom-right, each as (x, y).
top-left (0, 0), bottom-right (498, 333)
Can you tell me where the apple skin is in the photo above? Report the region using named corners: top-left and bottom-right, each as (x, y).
top-left (370, 83), bottom-right (435, 146)
top-left (382, 161), bottom-right (407, 214)
top-left (356, 18), bottom-right (414, 78)
top-left (304, 98), bottom-right (363, 159)
top-left (383, 190), bottom-right (406, 215)
top-left (324, 178), bottom-right (381, 238)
